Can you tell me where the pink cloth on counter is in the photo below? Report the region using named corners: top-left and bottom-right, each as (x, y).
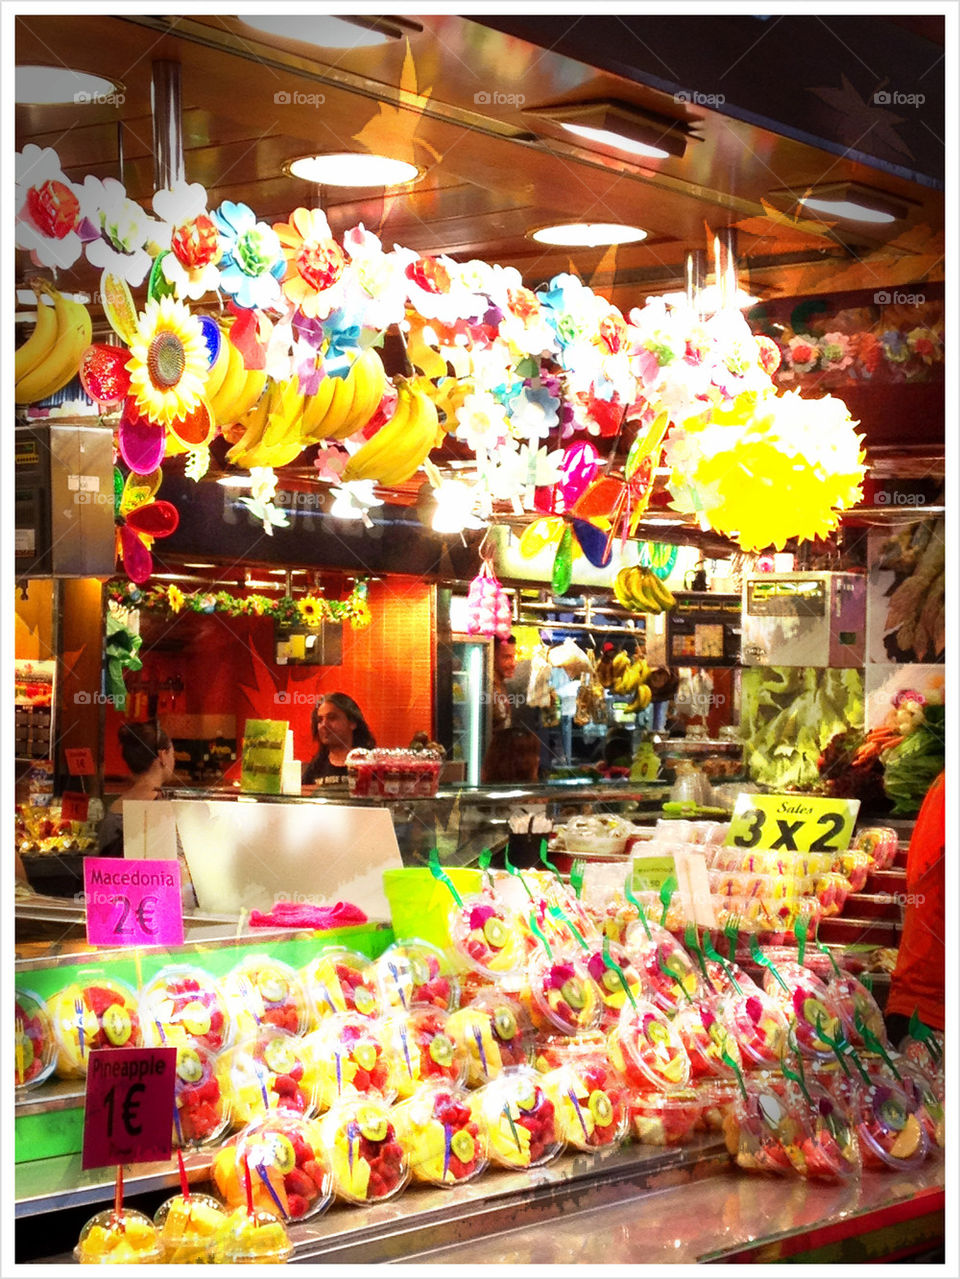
top-left (248, 900), bottom-right (368, 929)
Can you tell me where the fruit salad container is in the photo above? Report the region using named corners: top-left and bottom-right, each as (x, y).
top-left (217, 1028), bottom-right (316, 1128)
top-left (383, 1007), bottom-right (466, 1099)
top-left (898, 1032), bottom-right (944, 1082)
top-left (833, 850), bottom-right (871, 893)
top-left (15, 988), bottom-right (56, 1091)
top-left (542, 1057), bottom-right (628, 1151)
top-left (696, 1079), bottom-right (741, 1132)
top-left (74, 1209), bottom-right (165, 1265)
top-left (631, 1089), bottom-right (705, 1147)
top-left (709, 869), bottom-right (814, 901)
top-left (522, 952), bottom-right (602, 1036)
top-left (622, 922), bottom-right (702, 1014)
top-left (888, 1060), bottom-right (944, 1151)
top-left (213, 1206), bottom-right (292, 1265)
top-left (48, 974), bottom-right (142, 1078)
top-left (761, 962), bottom-right (845, 1061)
top-left (707, 848), bottom-right (833, 877)
top-left (583, 941), bottom-right (645, 1031)
top-left (672, 1000), bottom-right (744, 1081)
top-left (533, 1030), bottom-right (609, 1074)
top-left (173, 1043), bottom-right (232, 1148)
top-left (214, 1112), bottom-right (333, 1222)
top-left (719, 988), bottom-right (789, 1069)
top-left (392, 1083), bottom-right (489, 1186)
top-left (810, 872), bottom-right (851, 917)
top-left (318, 1099), bottom-right (409, 1205)
top-left (303, 1012), bottom-right (395, 1109)
top-left (299, 948), bottom-right (379, 1026)
top-left (473, 1066), bottom-right (562, 1170)
top-left (723, 1077), bottom-right (815, 1177)
top-left (607, 1000), bottom-right (691, 1092)
top-left (347, 747), bottom-right (442, 799)
top-left (826, 974), bottom-right (888, 1051)
top-left (224, 956), bottom-right (310, 1038)
top-left (787, 1082), bottom-right (861, 1181)
top-left (712, 895), bottom-right (823, 945)
top-left (153, 1193), bottom-right (228, 1263)
top-left (842, 1076), bottom-right (930, 1172)
top-left (140, 964), bottom-right (234, 1054)
top-left (852, 826), bottom-right (898, 871)
top-left (446, 994), bottom-right (533, 1086)
top-left (374, 940), bottom-right (459, 1013)
top-left (702, 958), bottom-right (760, 1001)
top-left (448, 894), bottom-right (526, 979)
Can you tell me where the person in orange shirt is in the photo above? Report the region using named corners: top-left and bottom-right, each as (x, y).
top-left (884, 771), bottom-right (945, 1043)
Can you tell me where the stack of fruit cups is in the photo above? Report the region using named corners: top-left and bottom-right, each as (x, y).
top-left (299, 948), bottom-right (379, 1027)
top-left (140, 964), bottom-right (234, 1054)
top-left (213, 1112), bottom-right (333, 1222)
top-left (303, 1012), bottom-right (395, 1110)
top-left (15, 989), bottom-right (56, 1091)
top-left (522, 952), bottom-right (602, 1037)
top-left (153, 1193), bottom-right (228, 1263)
top-left (319, 1098), bottom-right (409, 1205)
top-left (48, 974), bottom-right (142, 1077)
top-left (173, 1043), bottom-right (232, 1148)
top-left (447, 894), bottom-right (526, 981)
top-left (383, 1006), bottom-right (466, 1100)
top-left (622, 922), bottom-right (703, 1015)
top-left (213, 1206), bottom-right (293, 1265)
top-left (224, 956), bottom-right (310, 1039)
top-left (392, 1082), bottom-right (489, 1186)
top-left (446, 993), bottom-right (533, 1087)
top-left (374, 940), bottom-right (460, 1014)
top-left (474, 1065), bottom-right (563, 1170)
top-left (541, 1050), bottom-right (629, 1151)
top-left (74, 1209), bottom-right (164, 1264)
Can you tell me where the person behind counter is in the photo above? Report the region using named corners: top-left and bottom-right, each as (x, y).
top-left (97, 721), bottom-right (176, 857)
top-left (303, 692), bottom-right (376, 787)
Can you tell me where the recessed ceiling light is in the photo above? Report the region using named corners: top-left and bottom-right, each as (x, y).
top-left (286, 153), bottom-right (420, 187)
top-left (16, 65), bottom-right (122, 105)
top-left (659, 285), bottom-right (759, 310)
top-left (799, 197), bottom-right (895, 224)
top-left (241, 15), bottom-right (399, 48)
top-left (769, 181), bottom-right (912, 225)
top-left (560, 122), bottom-right (671, 161)
top-left (531, 222), bottom-right (647, 247)
top-left (528, 100), bottom-right (692, 161)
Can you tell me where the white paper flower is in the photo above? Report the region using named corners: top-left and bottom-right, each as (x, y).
top-left (82, 176), bottom-right (157, 285)
top-left (15, 145), bottom-right (86, 269)
top-left (455, 390), bottom-right (511, 452)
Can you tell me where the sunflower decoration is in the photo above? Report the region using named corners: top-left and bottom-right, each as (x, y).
top-left (297, 596), bottom-right (326, 626)
top-left (274, 207), bottom-right (347, 319)
top-left (349, 598), bottom-right (372, 630)
top-left (126, 296), bottom-right (209, 428)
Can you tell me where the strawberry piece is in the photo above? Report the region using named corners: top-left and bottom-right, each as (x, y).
top-left (289, 1131), bottom-right (312, 1164)
top-left (352, 1068), bottom-right (370, 1091)
top-left (86, 986), bottom-right (121, 1017)
top-left (302, 1159), bottom-right (325, 1189)
top-left (284, 1167), bottom-right (316, 1200)
top-left (285, 1193), bottom-right (308, 1218)
top-left (273, 1074), bottom-right (298, 1097)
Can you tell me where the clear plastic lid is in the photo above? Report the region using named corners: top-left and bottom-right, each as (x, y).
top-left (833, 850), bottom-right (871, 892)
top-left (672, 1000), bottom-right (743, 1080)
top-left (473, 1065), bottom-right (564, 1169)
top-left (709, 869), bottom-right (814, 900)
top-left (826, 974), bottom-right (888, 1050)
top-left (447, 894), bottom-right (526, 980)
top-left (719, 987), bottom-right (789, 1068)
top-left (583, 941), bottom-right (645, 1031)
top-left (522, 952), bottom-right (603, 1036)
top-left (849, 1077), bottom-right (931, 1171)
top-left (713, 895), bottom-right (823, 941)
top-left (48, 974), bottom-right (142, 1078)
top-left (787, 1081), bottom-right (861, 1181)
top-left (707, 847), bottom-right (834, 877)
top-left (622, 922), bottom-right (703, 1013)
top-left (228, 1112), bottom-right (333, 1221)
top-left (373, 940), bottom-right (460, 1013)
top-left (224, 956), bottom-right (310, 1038)
top-left (729, 1077), bottom-right (814, 1177)
top-left (173, 1042), bottom-right (232, 1149)
top-left (542, 1058), bottom-right (629, 1151)
top-left (851, 827), bottom-right (898, 870)
top-left (214, 1206), bottom-right (292, 1265)
top-left (392, 1082), bottom-right (489, 1185)
top-left (702, 957), bottom-right (760, 1001)
top-left (140, 964), bottom-right (234, 1054)
top-left (630, 1088), bottom-right (705, 1147)
top-left (298, 948), bottom-right (379, 1025)
top-left (608, 999), bottom-right (691, 1091)
top-left (446, 995), bottom-right (533, 1086)
top-left (15, 988), bottom-right (56, 1091)
top-left (216, 1028), bottom-right (316, 1129)
top-left (74, 1209), bottom-right (164, 1264)
top-left (762, 962), bottom-right (845, 1061)
top-left (318, 1098), bottom-right (410, 1205)
top-left (153, 1193), bottom-right (229, 1263)
top-left (302, 1013), bottom-right (395, 1109)
top-left (382, 1007), bottom-right (466, 1099)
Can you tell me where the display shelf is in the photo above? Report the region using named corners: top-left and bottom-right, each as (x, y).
top-left (15, 1148), bottom-right (214, 1220)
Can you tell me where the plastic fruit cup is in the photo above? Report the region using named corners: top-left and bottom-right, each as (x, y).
top-left (720, 988), bottom-right (789, 1068)
top-left (215, 1112), bottom-right (333, 1222)
top-left (787, 1083), bottom-right (861, 1182)
top-left (672, 1001), bottom-right (743, 1081)
top-left (726, 1081), bottom-right (812, 1177)
top-left (214, 1207), bottom-right (292, 1265)
top-left (299, 949), bottom-right (379, 1026)
top-left (173, 1043), bottom-right (232, 1148)
top-left (15, 988), bottom-right (56, 1090)
top-left (608, 1000), bottom-right (691, 1092)
top-left (374, 941), bottom-right (459, 1013)
top-left (895, 1061), bottom-right (945, 1150)
top-left (696, 1079), bottom-right (741, 1132)
top-left (140, 964), bottom-right (233, 1054)
top-left (827, 975), bottom-right (888, 1050)
top-left (48, 975), bottom-right (142, 1078)
top-left (74, 1208), bottom-right (164, 1264)
top-left (448, 895), bottom-right (526, 980)
top-left (762, 963), bottom-right (844, 1061)
top-left (217, 1028), bottom-right (316, 1128)
top-left (225, 957), bottom-right (310, 1038)
top-left (542, 1059), bottom-right (628, 1151)
top-left (446, 998), bottom-right (531, 1087)
top-left (533, 1030), bottom-right (608, 1074)
top-left (852, 827), bottom-right (898, 871)
top-left (473, 1066), bottom-right (563, 1170)
top-left (850, 1079), bottom-right (931, 1172)
top-left (303, 1012), bottom-right (395, 1110)
top-left (622, 922), bottom-right (702, 1014)
top-left (319, 1099), bottom-right (409, 1205)
top-left (583, 943), bottom-right (645, 1032)
top-left (523, 953), bottom-right (602, 1037)
top-left (383, 1007), bottom-right (466, 1100)
top-left (154, 1193), bottom-right (229, 1263)
top-left (631, 1089), bottom-right (704, 1147)
top-left (702, 959), bottom-right (759, 1001)
top-left (392, 1083), bottom-right (489, 1186)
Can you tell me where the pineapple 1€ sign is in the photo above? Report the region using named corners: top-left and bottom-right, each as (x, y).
top-left (725, 794), bottom-right (860, 854)
top-left (82, 1047), bottom-right (177, 1169)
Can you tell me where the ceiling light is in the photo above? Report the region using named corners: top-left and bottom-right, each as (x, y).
top-left (181, 562), bottom-right (217, 569)
top-left (217, 475), bottom-right (253, 488)
top-left (286, 153), bottom-right (419, 187)
top-left (659, 285), bottom-right (759, 311)
top-left (769, 182), bottom-right (912, 225)
top-left (800, 197), bottom-right (895, 224)
top-left (241, 16), bottom-right (400, 48)
top-left (528, 100), bottom-right (693, 161)
top-left (531, 222), bottom-right (647, 247)
top-left (16, 65), bottom-right (122, 105)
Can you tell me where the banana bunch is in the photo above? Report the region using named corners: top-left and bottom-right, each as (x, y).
top-left (611, 651), bottom-right (653, 712)
top-left (206, 329), bottom-right (267, 429)
top-left (15, 280), bottom-right (92, 405)
top-left (300, 348), bottom-right (386, 443)
top-left (225, 377), bottom-right (305, 469)
top-left (613, 565), bottom-right (676, 614)
top-left (340, 376), bottom-right (439, 486)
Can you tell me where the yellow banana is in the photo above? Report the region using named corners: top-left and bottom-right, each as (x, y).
top-left (335, 348), bottom-right (385, 439)
top-left (201, 328), bottom-right (232, 405)
top-left (208, 338), bottom-right (246, 424)
top-left (260, 378), bottom-right (304, 449)
top-left (300, 374), bottom-right (337, 437)
top-left (323, 370), bottom-right (358, 440)
top-left (15, 285), bottom-right (92, 404)
top-left (249, 438), bottom-right (306, 470)
top-left (228, 366), bottom-right (268, 423)
top-left (340, 382), bottom-right (416, 483)
top-left (226, 392), bottom-right (270, 466)
top-left (14, 284), bottom-right (58, 383)
top-left (624, 682), bottom-right (653, 713)
top-left (374, 384), bottom-right (440, 486)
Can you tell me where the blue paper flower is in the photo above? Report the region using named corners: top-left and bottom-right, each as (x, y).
top-left (322, 308), bottom-right (364, 378)
top-left (212, 201), bottom-right (285, 310)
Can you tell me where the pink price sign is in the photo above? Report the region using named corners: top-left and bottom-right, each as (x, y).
top-left (83, 857), bottom-right (184, 947)
top-left (82, 1047), bottom-right (177, 1170)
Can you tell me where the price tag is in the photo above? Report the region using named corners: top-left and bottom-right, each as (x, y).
top-left (65, 747), bottom-right (96, 776)
top-left (725, 794), bottom-right (860, 854)
top-left (82, 1047), bottom-right (177, 1169)
top-left (83, 857), bottom-right (183, 947)
top-left (60, 791), bottom-right (90, 822)
top-left (631, 854), bottom-right (676, 894)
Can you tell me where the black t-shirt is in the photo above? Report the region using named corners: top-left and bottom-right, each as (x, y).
top-left (302, 751), bottom-right (348, 787)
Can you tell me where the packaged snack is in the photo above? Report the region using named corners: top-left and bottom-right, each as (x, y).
top-left (392, 1083), bottom-right (489, 1186)
top-left (672, 1001), bottom-right (743, 1080)
top-left (224, 957), bottom-right (310, 1038)
top-left (383, 1007), bottom-right (466, 1099)
top-left (542, 1056), bottom-right (629, 1151)
top-left (446, 994), bottom-right (532, 1086)
top-left (522, 953), bottom-right (602, 1036)
top-left (217, 1028), bottom-right (315, 1128)
top-left (702, 958), bottom-right (759, 1001)
top-left (48, 975), bottom-right (142, 1078)
top-left (786, 1082), bottom-right (861, 1181)
top-left (583, 941), bottom-right (645, 1031)
top-left (608, 1000), bottom-right (691, 1091)
top-left (631, 1089), bottom-right (704, 1147)
top-left (173, 1043), bottom-right (232, 1148)
top-left (723, 1078), bottom-right (812, 1177)
top-left (833, 850), bottom-right (871, 893)
top-left (374, 941), bottom-right (459, 1013)
top-left (213, 1206), bottom-right (292, 1265)
top-left (889, 1060), bottom-right (944, 1150)
top-left (299, 949), bottom-right (379, 1025)
top-left (15, 989), bottom-right (56, 1090)
top-left (319, 1098), bottom-right (409, 1204)
top-left (762, 962), bottom-right (845, 1061)
top-left (448, 894), bottom-right (526, 979)
top-left (213, 1112), bottom-right (333, 1221)
top-left (719, 987), bottom-right (789, 1069)
top-left (74, 1209), bottom-right (164, 1264)
top-left (154, 1193), bottom-right (228, 1263)
top-left (844, 1076), bottom-right (930, 1171)
top-left (826, 974), bottom-right (888, 1050)
top-left (140, 964), bottom-right (233, 1054)
top-left (473, 1066), bottom-right (562, 1169)
top-left (303, 1013), bottom-right (394, 1109)
top-left (622, 922), bottom-right (702, 1014)
top-left (852, 827), bottom-right (898, 871)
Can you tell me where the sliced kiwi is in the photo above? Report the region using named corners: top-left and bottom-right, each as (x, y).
top-left (259, 973), bottom-right (289, 1004)
top-left (268, 1134), bottom-right (297, 1175)
top-left (429, 1034), bottom-right (455, 1067)
top-left (492, 1006), bottom-right (517, 1040)
top-left (588, 1089), bottom-right (613, 1127)
top-left (516, 1086), bottom-right (538, 1112)
top-left (602, 969), bottom-right (622, 995)
top-left (357, 1107), bottom-right (388, 1142)
top-left (264, 1038), bottom-right (297, 1074)
top-left (560, 978), bottom-right (586, 1011)
top-left (877, 1095), bottom-right (906, 1132)
top-left (101, 1005), bottom-right (132, 1047)
top-left (353, 986), bottom-right (376, 1015)
top-left (451, 1129), bottom-right (475, 1163)
top-left (353, 1042), bottom-right (377, 1072)
top-left (177, 1048), bottom-right (204, 1084)
top-left (483, 916), bottom-right (508, 949)
top-left (180, 1000), bottom-right (212, 1037)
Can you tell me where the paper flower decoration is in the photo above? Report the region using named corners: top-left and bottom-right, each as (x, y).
top-left (81, 176), bottom-right (157, 285)
top-left (455, 390), bottom-right (511, 452)
top-left (212, 201), bottom-right (285, 310)
top-left (785, 334), bottom-right (820, 373)
top-left (906, 326), bottom-right (943, 365)
top-left (818, 331), bottom-right (854, 372)
top-left (115, 467), bottom-right (180, 584)
top-left (153, 182), bottom-right (222, 301)
top-left (126, 296), bottom-right (209, 427)
top-left (274, 207), bottom-right (347, 319)
top-left (15, 145), bottom-right (89, 269)
top-left (507, 382), bottom-right (561, 441)
top-left (342, 224), bottom-right (408, 331)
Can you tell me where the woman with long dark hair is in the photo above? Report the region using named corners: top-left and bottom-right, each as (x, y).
top-left (96, 721), bottom-right (177, 857)
top-left (302, 692), bottom-right (376, 787)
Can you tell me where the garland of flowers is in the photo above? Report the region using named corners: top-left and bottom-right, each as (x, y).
top-left (105, 578), bottom-right (372, 628)
top-left (777, 324), bottom-right (943, 382)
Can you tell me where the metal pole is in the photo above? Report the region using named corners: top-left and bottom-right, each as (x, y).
top-left (684, 250), bottom-right (706, 315)
top-left (151, 60), bottom-right (185, 190)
